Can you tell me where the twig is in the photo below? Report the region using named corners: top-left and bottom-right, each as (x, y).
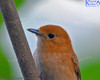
top-left (0, 0), bottom-right (40, 80)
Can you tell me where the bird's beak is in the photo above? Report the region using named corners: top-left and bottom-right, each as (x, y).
top-left (27, 28), bottom-right (45, 38)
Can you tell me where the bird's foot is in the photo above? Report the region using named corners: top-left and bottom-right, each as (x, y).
top-left (39, 72), bottom-right (44, 80)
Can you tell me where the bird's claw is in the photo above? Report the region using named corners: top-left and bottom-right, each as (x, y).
top-left (39, 72), bottom-right (44, 80)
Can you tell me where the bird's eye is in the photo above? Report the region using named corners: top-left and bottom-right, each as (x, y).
top-left (48, 33), bottom-right (55, 39)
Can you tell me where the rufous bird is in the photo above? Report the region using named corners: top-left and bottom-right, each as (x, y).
top-left (27, 25), bottom-right (81, 80)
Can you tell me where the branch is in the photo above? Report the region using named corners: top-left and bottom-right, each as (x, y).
top-left (0, 0), bottom-right (40, 80)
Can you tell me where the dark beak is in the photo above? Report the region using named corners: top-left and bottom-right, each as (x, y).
top-left (27, 28), bottom-right (45, 38)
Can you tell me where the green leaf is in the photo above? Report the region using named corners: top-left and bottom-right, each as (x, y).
top-left (0, 12), bottom-right (3, 27)
top-left (81, 61), bottom-right (100, 80)
top-left (0, 45), bottom-right (13, 80)
top-left (14, 0), bottom-right (24, 8)
top-left (0, 0), bottom-right (24, 26)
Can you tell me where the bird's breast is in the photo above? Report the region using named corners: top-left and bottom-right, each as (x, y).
top-left (33, 50), bottom-right (77, 80)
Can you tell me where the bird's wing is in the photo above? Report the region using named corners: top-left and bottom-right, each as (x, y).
top-left (72, 53), bottom-right (81, 80)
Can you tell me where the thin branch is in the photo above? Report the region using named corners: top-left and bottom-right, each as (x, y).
top-left (0, 0), bottom-right (40, 80)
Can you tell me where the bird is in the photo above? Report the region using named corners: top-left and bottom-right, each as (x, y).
top-left (27, 25), bottom-right (81, 80)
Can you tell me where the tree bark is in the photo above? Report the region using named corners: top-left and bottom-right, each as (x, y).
top-left (0, 0), bottom-right (40, 80)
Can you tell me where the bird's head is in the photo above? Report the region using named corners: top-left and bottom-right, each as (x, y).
top-left (28, 25), bottom-right (73, 53)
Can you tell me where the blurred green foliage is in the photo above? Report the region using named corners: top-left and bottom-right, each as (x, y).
top-left (81, 61), bottom-right (100, 80)
top-left (0, 0), bottom-right (24, 79)
top-left (14, 0), bottom-right (24, 8)
top-left (0, 45), bottom-right (12, 79)
top-left (0, 0), bottom-right (24, 26)
top-left (0, 12), bottom-right (3, 27)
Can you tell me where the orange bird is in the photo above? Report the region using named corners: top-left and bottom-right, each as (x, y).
top-left (27, 25), bottom-right (81, 80)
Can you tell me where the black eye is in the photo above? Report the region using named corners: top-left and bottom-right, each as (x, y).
top-left (48, 33), bottom-right (55, 39)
